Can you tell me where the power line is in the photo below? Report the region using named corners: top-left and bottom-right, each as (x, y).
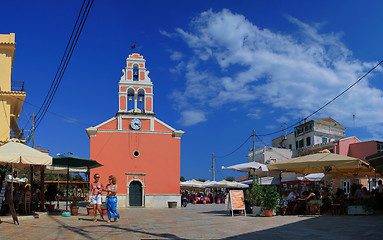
top-left (8, 95), bottom-right (92, 143)
top-left (254, 132), bottom-right (267, 146)
top-left (256, 59), bottom-right (383, 137)
top-left (215, 135), bottom-right (252, 158)
top-left (34, 0), bottom-right (94, 129)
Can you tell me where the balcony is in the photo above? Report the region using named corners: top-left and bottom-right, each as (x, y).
top-left (11, 81), bottom-right (25, 92)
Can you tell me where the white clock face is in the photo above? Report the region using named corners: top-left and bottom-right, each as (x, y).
top-left (130, 118), bottom-right (142, 130)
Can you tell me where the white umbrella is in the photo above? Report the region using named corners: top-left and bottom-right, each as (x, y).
top-left (304, 173), bottom-right (325, 181)
top-left (0, 140), bottom-right (52, 165)
top-left (222, 162), bottom-right (268, 175)
top-left (180, 180), bottom-right (204, 188)
top-left (202, 181), bottom-right (227, 188)
top-left (46, 165), bottom-right (89, 174)
top-left (225, 181), bottom-right (249, 188)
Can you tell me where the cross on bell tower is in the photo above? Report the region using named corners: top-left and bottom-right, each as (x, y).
top-left (118, 53), bottom-right (154, 115)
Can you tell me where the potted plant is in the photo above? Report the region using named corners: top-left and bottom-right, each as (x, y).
top-left (86, 202), bottom-right (95, 215)
top-left (307, 199), bottom-right (323, 215)
top-left (45, 183), bottom-right (58, 212)
top-left (245, 175), bottom-right (263, 215)
top-left (70, 196), bottom-right (80, 216)
top-left (262, 185), bottom-right (280, 217)
top-left (101, 203), bottom-right (107, 216)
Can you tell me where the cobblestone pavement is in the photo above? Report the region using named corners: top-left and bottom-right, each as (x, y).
top-left (0, 204), bottom-right (382, 239)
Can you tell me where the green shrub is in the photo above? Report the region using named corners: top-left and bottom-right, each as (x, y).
top-left (262, 185), bottom-right (280, 210)
top-left (245, 175), bottom-right (263, 206)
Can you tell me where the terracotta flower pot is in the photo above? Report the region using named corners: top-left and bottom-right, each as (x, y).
top-left (86, 207), bottom-right (95, 216)
top-left (203, 200), bottom-right (206, 204)
top-left (101, 207), bottom-right (107, 216)
top-left (70, 206), bottom-right (79, 216)
top-left (216, 199), bottom-right (221, 204)
top-left (264, 209), bottom-right (273, 217)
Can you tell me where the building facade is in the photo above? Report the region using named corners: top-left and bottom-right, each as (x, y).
top-left (248, 146), bottom-right (292, 164)
top-left (0, 33), bottom-right (25, 143)
top-left (272, 117), bottom-right (346, 157)
top-left (87, 53), bottom-right (184, 208)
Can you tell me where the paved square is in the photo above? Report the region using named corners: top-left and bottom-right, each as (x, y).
top-left (1, 204), bottom-right (382, 239)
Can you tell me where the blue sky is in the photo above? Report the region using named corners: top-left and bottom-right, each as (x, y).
top-left (2, 0), bottom-right (383, 181)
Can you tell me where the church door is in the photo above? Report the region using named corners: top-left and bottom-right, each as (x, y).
top-left (129, 181), bottom-right (142, 206)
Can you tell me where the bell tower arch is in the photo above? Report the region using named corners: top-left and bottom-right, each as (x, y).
top-left (118, 53), bottom-right (154, 114)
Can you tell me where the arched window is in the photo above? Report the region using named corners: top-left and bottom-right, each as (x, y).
top-left (137, 91), bottom-right (145, 111)
top-left (133, 65), bottom-right (139, 81)
top-left (127, 90), bottom-right (134, 111)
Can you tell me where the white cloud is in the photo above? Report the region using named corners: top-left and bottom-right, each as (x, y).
top-left (178, 110), bottom-right (207, 126)
top-left (170, 51), bottom-right (183, 61)
top-left (165, 9), bottom-right (383, 132)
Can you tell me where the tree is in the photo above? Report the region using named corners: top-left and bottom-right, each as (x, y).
top-left (197, 179), bottom-right (206, 182)
top-left (73, 174), bottom-right (84, 181)
top-left (225, 176), bottom-right (235, 182)
top-left (180, 176), bottom-right (186, 182)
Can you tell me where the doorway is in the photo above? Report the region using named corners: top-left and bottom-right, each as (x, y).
top-left (129, 181), bottom-right (142, 206)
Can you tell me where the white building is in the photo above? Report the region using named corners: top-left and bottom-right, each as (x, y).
top-left (248, 146), bottom-right (292, 164)
top-left (272, 117), bottom-right (346, 157)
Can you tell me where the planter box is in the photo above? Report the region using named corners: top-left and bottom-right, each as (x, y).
top-left (168, 201), bottom-right (177, 208)
top-left (347, 205), bottom-right (373, 215)
top-left (252, 206), bottom-right (262, 215)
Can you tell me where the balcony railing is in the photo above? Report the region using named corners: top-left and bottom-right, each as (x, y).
top-left (11, 81), bottom-right (25, 92)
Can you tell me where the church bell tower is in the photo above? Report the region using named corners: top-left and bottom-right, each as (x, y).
top-left (118, 53), bottom-right (154, 115)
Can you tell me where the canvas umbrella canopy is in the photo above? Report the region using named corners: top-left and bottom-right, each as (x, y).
top-left (225, 181), bottom-right (249, 188)
top-left (0, 140), bottom-right (52, 224)
top-left (267, 153), bottom-right (375, 178)
top-left (53, 152), bottom-right (102, 211)
top-left (0, 141), bottom-right (52, 166)
top-left (366, 152), bottom-right (383, 175)
top-left (202, 181), bottom-right (227, 188)
top-left (222, 162), bottom-right (268, 173)
top-left (46, 165), bottom-right (89, 174)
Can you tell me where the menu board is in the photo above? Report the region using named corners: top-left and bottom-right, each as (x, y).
top-left (228, 190), bottom-right (246, 216)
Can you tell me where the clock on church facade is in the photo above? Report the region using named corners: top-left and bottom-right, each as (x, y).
top-left (86, 53), bottom-right (184, 208)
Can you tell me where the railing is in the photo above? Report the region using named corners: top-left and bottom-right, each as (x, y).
top-left (11, 81), bottom-right (25, 92)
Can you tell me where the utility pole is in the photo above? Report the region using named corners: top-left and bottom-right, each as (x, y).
top-left (252, 129), bottom-right (256, 162)
top-left (31, 112), bottom-right (35, 148)
top-left (212, 153), bottom-right (215, 181)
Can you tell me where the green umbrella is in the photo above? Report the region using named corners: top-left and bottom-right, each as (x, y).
top-left (53, 153), bottom-right (102, 212)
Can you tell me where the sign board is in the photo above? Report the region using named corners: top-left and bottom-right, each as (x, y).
top-left (227, 190), bottom-right (246, 217)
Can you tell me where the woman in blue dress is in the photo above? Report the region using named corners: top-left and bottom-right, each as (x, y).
top-left (105, 175), bottom-right (120, 223)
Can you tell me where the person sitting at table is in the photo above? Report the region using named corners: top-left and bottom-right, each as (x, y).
top-left (305, 190), bottom-right (318, 214)
top-left (287, 188), bottom-right (300, 214)
top-left (280, 190), bottom-right (289, 215)
top-left (321, 187), bottom-right (332, 214)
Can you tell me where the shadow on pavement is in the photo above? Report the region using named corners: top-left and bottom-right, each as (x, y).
top-left (220, 215), bottom-right (383, 239)
top-left (49, 215), bottom-right (187, 240)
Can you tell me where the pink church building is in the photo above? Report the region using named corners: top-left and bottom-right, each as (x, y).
top-left (86, 53), bottom-right (184, 208)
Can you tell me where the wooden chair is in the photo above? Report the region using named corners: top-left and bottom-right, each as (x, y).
top-left (25, 192), bottom-right (31, 215)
